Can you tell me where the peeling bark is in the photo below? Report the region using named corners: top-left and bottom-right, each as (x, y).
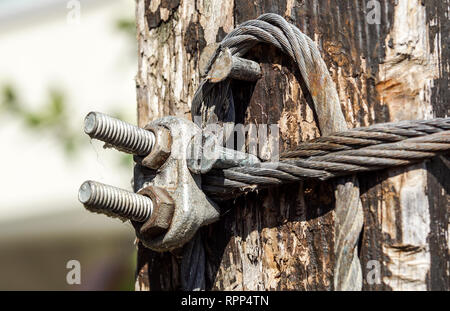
top-left (135, 0), bottom-right (449, 291)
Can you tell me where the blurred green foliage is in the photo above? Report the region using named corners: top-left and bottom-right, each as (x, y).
top-left (115, 17), bottom-right (136, 37)
top-left (118, 250), bottom-right (137, 291)
top-left (0, 84), bottom-right (83, 156)
top-left (115, 17), bottom-right (137, 58)
top-left (0, 84), bottom-right (134, 167)
top-left (0, 16), bottom-right (138, 167)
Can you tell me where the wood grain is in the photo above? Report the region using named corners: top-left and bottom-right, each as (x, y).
top-left (135, 0), bottom-right (449, 290)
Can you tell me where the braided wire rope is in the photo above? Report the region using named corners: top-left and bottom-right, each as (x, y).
top-left (190, 13), bottom-right (369, 290)
top-left (203, 118), bottom-right (450, 197)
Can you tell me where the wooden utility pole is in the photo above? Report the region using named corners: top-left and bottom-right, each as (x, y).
top-left (134, 0), bottom-right (449, 290)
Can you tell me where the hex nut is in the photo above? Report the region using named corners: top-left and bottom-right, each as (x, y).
top-left (135, 186), bottom-right (175, 239)
top-left (132, 116), bottom-right (221, 252)
top-left (141, 125), bottom-right (172, 170)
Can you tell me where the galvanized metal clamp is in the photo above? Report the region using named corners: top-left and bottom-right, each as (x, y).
top-left (78, 50), bottom-right (262, 251)
top-left (133, 116), bottom-right (220, 251)
top-left (80, 113), bottom-right (223, 251)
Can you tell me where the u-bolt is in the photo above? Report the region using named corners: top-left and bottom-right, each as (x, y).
top-left (84, 112), bottom-right (172, 170)
top-left (78, 180), bottom-right (153, 222)
top-left (84, 112), bottom-right (155, 156)
top-left (79, 180), bottom-right (175, 238)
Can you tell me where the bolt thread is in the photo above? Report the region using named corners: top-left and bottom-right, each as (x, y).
top-left (78, 180), bottom-right (152, 222)
top-left (84, 112), bottom-right (155, 156)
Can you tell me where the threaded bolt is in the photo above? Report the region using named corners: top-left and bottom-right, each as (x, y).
top-left (78, 180), bottom-right (153, 222)
top-left (84, 111), bottom-right (155, 156)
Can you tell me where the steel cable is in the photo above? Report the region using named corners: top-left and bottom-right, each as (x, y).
top-left (188, 13), bottom-right (450, 291)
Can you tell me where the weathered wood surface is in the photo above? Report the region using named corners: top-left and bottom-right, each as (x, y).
top-left (135, 0), bottom-right (449, 290)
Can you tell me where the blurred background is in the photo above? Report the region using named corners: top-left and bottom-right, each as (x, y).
top-left (0, 0), bottom-right (139, 290)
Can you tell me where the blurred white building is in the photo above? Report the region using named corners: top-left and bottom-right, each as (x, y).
top-left (0, 0), bottom-right (139, 290)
